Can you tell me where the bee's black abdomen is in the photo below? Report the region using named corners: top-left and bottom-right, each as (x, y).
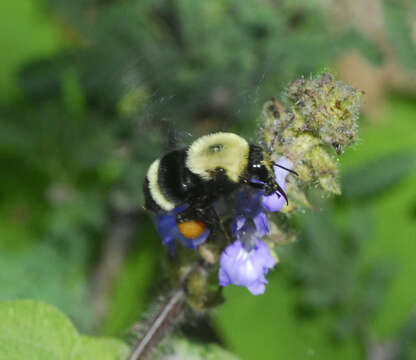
top-left (158, 149), bottom-right (204, 204)
top-left (143, 177), bottom-right (163, 213)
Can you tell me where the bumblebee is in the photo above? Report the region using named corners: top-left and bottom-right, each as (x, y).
top-left (143, 132), bottom-right (292, 238)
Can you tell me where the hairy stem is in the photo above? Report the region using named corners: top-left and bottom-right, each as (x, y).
top-left (128, 288), bottom-right (185, 360)
top-left (127, 263), bottom-right (201, 360)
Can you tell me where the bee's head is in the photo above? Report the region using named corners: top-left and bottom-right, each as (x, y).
top-left (245, 145), bottom-right (277, 195)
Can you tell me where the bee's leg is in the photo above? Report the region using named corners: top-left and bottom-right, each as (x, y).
top-left (176, 205), bottom-right (218, 227)
top-left (245, 181), bottom-right (264, 190)
top-left (176, 206), bottom-right (201, 223)
top-left (176, 204), bottom-right (233, 244)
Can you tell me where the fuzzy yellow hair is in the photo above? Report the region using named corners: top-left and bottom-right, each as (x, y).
top-left (186, 132), bottom-right (250, 182)
top-left (147, 159), bottom-right (175, 211)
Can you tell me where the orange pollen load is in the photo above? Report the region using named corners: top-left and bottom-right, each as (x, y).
top-left (177, 220), bottom-right (206, 239)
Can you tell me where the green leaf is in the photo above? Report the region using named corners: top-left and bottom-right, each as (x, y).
top-left (337, 98), bottom-right (416, 338)
top-left (0, 0), bottom-right (61, 102)
top-left (152, 338), bottom-right (240, 360)
top-left (73, 336), bottom-right (129, 360)
top-left (341, 152), bottom-right (416, 199)
top-left (383, 0), bottom-right (416, 70)
top-left (0, 300), bottom-right (128, 360)
top-left (213, 281), bottom-right (360, 360)
top-left (340, 29), bottom-right (383, 65)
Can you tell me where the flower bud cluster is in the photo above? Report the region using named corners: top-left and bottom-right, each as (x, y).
top-left (262, 73), bottom-right (362, 213)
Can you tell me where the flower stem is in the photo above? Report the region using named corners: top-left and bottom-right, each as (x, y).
top-left (127, 263), bottom-right (200, 360)
top-left (128, 288), bottom-right (185, 360)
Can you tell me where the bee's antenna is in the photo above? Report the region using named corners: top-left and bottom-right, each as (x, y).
top-left (272, 161), bottom-right (299, 176)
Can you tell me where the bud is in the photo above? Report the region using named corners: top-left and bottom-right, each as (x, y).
top-left (261, 73), bottom-right (362, 246)
top-left (262, 73), bottom-right (362, 207)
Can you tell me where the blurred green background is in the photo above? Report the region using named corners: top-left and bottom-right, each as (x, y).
top-left (0, 0), bottom-right (415, 359)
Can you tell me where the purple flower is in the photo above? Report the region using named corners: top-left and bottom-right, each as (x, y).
top-left (155, 206), bottom-right (210, 254)
top-left (233, 211), bottom-right (269, 242)
top-left (221, 156), bottom-right (292, 295)
top-left (219, 239), bottom-right (276, 295)
top-left (261, 157), bottom-right (293, 212)
top-left (232, 189), bottom-right (269, 242)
